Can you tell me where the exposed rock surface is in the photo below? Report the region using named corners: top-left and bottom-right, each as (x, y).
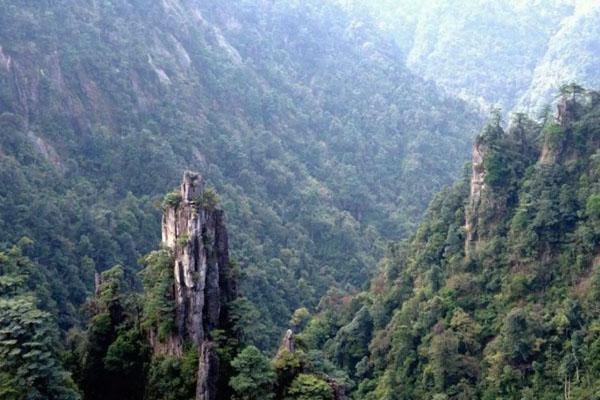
top-left (282, 329), bottom-right (295, 353)
top-left (542, 89), bottom-right (600, 165)
top-left (464, 140), bottom-right (487, 256)
top-left (196, 341), bottom-right (219, 400)
top-left (0, 45), bottom-right (11, 71)
top-left (328, 377), bottom-right (346, 400)
top-left (155, 171), bottom-right (236, 400)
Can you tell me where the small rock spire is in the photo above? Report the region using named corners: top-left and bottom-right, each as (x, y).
top-left (282, 329), bottom-right (295, 353)
top-left (181, 170), bottom-right (204, 202)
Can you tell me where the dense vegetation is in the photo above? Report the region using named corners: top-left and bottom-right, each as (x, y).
top-left (0, 0), bottom-right (481, 348)
top-left (2, 86), bottom-right (597, 400)
top-left (295, 89), bottom-right (600, 399)
top-left (31, 184), bottom-right (346, 400)
top-left (1, 0), bottom-right (598, 398)
top-left (0, 240), bottom-right (79, 399)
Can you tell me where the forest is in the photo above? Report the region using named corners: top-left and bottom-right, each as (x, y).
top-left (0, 0), bottom-right (598, 399)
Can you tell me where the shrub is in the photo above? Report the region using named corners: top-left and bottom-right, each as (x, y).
top-left (162, 191), bottom-right (182, 209)
top-left (285, 374), bottom-right (334, 400)
top-left (194, 187), bottom-right (220, 211)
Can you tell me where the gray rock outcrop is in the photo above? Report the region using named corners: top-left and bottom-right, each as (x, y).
top-left (155, 171), bottom-right (236, 400)
top-left (282, 329), bottom-right (295, 353)
top-left (464, 140), bottom-right (487, 256)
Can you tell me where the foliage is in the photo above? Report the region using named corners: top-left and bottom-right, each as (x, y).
top-left (0, 244), bottom-right (80, 400)
top-left (194, 187), bottom-right (220, 211)
top-left (300, 94), bottom-right (600, 399)
top-left (77, 266), bottom-right (149, 400)
top-left (285, 374), bottom-right (334, 400)
top-left (337, 0), bottom-right (600, 113)
top-left (139, 250), bottom-right (176, 340)
top-left (230, 346), bottom-right (276, 400)
top-left (0, 0), bottom-right (481, 349)
top-left (289, 307), bottom-right (311, 331)
top-left (146, 348), bottom-right (199, 400)
top-left (162, 191), bottom-right (183, 209)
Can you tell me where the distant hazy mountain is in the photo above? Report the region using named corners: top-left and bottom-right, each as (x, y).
top-left (519, 2), bottom-right (600, 112)
top-left (337, 0), bottom-right (600, 113)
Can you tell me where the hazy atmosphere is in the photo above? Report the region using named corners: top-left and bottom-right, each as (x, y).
top-left (0, 1), bottom-right (598, 399)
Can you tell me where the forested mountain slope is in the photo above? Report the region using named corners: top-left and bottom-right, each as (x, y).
top-left (337, 0), bottom-right (600, 113)
top-left (0, 0), bottom-right (481, 347)
top-left (520, 3), bottom-right (600, 112)
top-left (297, 88), bottom-right (600, 399)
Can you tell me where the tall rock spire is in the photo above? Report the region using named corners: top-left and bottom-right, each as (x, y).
top-left (156, 171), bottom-right (236, 400)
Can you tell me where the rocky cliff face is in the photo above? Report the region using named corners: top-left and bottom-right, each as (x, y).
top-left (464, 116), bottom-right (540, 257)
top-left (464, 139), bottom-right (487, 256)
top-left (156, 171), bottom-right (236, 400)
top-left (541, 88), bottom-right (600, 165)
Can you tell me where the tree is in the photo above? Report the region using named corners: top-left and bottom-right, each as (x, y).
top-left (145, 349), bottom-right (198, 400)
top-left (290, 307), bottom-right (311, 331)
top-left (333, 306), bottom-right (373, 376)
top-left (0, 245), bottom-right (80, 400)
top-left (285, 374), bottom-right (334, 400)
top-left (558, 82), bottom-right (585, 98)
top-left (586, 194), bottom-right (600, 221)
top-left (230, 346), bottom-right (276, 400)
top-left (139, 250), bottom-right (176, 340)
top-left (79, 266), bottom-right (148, 400)
top-left (0, 298), bottom-right (80, 400)
top-left (428, 329), bottom-right (460, 391)
top-left (500, 308), bottom-right (539, 365)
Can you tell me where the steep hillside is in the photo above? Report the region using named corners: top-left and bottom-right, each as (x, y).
top-left (0, 0), bottom-right (481, 347)
top-left (337, 0), bottom-right (600, 113)
top-left (298, 88), bottom-right (600, 399)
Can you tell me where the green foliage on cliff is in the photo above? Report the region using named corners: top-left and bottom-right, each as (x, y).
top-left (146, 348), bottom-right (199, 400)
top-left (139, 250), bottom-right (176, 340)
top-left (194, 187), bottom-right (220, 212)
top-left (74, 266), bottom-right (150, 400)
top-left (300, 92), bottom-right (600, 399)
top-left (230, 346), bottom-right (276, 400)
top-left (0, 242), bottom-right (80, 400)
top-left (162, 192), bottom-right (183, 209)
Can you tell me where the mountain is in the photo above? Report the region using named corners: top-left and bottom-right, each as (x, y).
top-left (2, 1), bottom-right (599, 399)
top-left (337, 0), bottom-right (600, 113)
top-left (0, 0), bottom-right (481, 348)
top-left (296, 87), bottom-right (600, 399)
top-left (520, 3), bottom-right (600, 112)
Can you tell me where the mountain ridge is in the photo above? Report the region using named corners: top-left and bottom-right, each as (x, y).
top-left (296, 87), bottom-right (600, 399)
